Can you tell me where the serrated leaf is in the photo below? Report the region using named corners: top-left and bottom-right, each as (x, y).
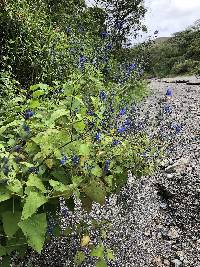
top-left (96, 259), bottom-right (107, 267)
top-left (0, 188), bottom-right (11, 203)
top-left (74, 251), bottom-right (86, 266)
top-left (106, 248), bottom-right (115, 260)
top-left (91, 166), bottom-right (103, 177)
top-left (50, 109), bottom-right (69, 124)
top-left (2, 211), bottom-right (21, 237)
top-left (26, 174), bottom-right (46, 192)
top-left (22, 192), bottom-right (47, 220)
top-left (90, 245), bottom-right (104, 258)
top-left (7, 180), bottom-right (23, 195)
top-left (49, 180), bottom-right (72, 194)
top-left (18, 213), bottom-right (47, 253)
top-left (30, 83), bottom-right (48, 91)
top-left (79, 144), bottom-right (90, 156)
top-left (104, 175), bottom-right (113, 187)
top-left (29, 99), bottom-right (40, 108)
top-left (83, 179), bottom-right (106, 205)
top-left (0, 245), bottom-right (7, 257)
top-left (32, 90), bottom-right (45, 98)
top-left (74, 121), bottom-right (85, 132)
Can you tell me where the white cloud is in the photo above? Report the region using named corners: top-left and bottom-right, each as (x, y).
top-left (145, 0), bottom-right (200, 37)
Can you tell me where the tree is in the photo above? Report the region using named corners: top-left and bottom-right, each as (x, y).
top-left (97, 0), bottom-right (147, 48)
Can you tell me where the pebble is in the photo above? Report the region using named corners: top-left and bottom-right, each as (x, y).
top-left (172, 258), bottom-right (182, 266)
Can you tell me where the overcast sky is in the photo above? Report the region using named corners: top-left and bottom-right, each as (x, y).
top-left (86, 0), bottom-right (200, 41)
top-left (145, 0), bottom-right (200, 37)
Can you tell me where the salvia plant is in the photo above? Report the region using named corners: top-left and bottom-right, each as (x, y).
top-left (0, 0), bottom-right (171, 266)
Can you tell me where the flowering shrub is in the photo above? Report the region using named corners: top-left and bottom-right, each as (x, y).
top-left (0, 65), bottom-right (160, 264)
top-left (0, 1), bottom-right (161, 266)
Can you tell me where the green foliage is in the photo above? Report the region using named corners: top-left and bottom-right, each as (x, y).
top-left (143, 23), bottom-right (200, 77)
top-left (18, 213), bottom-right (47, 252)
top-left (0, 0), bottom-right (160, 264)
top-left (0, 71), bottom-right (158, 260)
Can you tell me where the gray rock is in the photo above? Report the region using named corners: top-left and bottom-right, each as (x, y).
top-left (172, 259), bottom-right (182, 267)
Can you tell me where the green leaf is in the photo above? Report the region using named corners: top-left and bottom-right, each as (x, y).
top-left (30, 83), bottom-right (48, 91)
top-left (52, 224), bottom-right (61, 237)
top-left (0, 245), bottom-right (7, 257)
top-left (80, 194), bottom-right (93, 212)
top-left (49, 180), bottom-right (72, 193)
top-left (2, 211), bottom-right (21, 238)
top-left (32, 90), bottom-right (45, 98)
top-left (106, 248), bottom-right (115, 260)
top-left (83, 179), bottom-right (106, 205)
top-left (0, 255), bottom-right (10, 267)
top-left (49, 109), bottom-right (69, 124)
top-left (7, 180), bottom-right (23, 195)
top-left (96, 259), bottom-right (107, 267)
top-left (74, 251), bottom-right (86, 266)
top-left (6, 229), bottom-right (27, 255)
top-left (18, 213), bottom-right (47, 253)
top-left (0, 188), bottom-right (11, 203)
top-left (22, 192), bottom-right (47, 220)
top-left (29, 99), bottom-right (40, 108)
top-left (90, 245), bottom-right (104, 258)
top-left (79, 144), bottom-right (90, 156)
top-left (91, 166), bottom-right (103, 177)
top-left (74, 121), bottom-right (85, 132)
top-left (26, 174), bottom-right (46, 192)
top-left (104, 175), bottom-right (113, 187)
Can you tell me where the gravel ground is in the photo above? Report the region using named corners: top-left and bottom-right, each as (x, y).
top-left (19, 80), bottom-right (200, 267)
top-left (105, 80), bottom-right (200, 267)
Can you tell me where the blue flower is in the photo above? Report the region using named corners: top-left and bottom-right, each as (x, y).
top-left (23, 124), bottom-right (30, 133)
top-left (72, 155), bottom-right (79, 165)
top-left (13, 145), bottom-right (21, 152)
top-left (95, 132), bottom-right (101, 141)
top-left (129, 63), bottom-right (136, 70)
top-left (3, 157), bottom-right (8, 164)
top-left (112, 139), bottom-right (120, 146)
top-left (101, 31), bottom-right (108, 38)
top-left (24, 109), bottom-right (34, 120)
top-left (115, 21), bottom-right (123, 30)
top-left (118, 127), bottom-right (126, 134)
top-left (88, 121), bottom-right (95, 129)
top-left (87, 110), bottom-right (95, 116)
top-left (99, 91), bottom-right (107, 100)
top-left (104, 160), bottom-right (110, 171)
top-left (60, 155), bottom-right (68, 166)
top-left (166, 87), bottom-right (173, 97)
top-left (3, 165), bottom-right (9, 176)
top-left (106, 43), bottom-right (112, 50)
top-left (124, 118), bottom-right (131, 126)
top-left (119, 108), bottom-right (126, 116)
top-left (171, 123), bottom-right (181, 133)
top-left (28, 167), bottom-right (39, 174)
top-left (164, 105), bottom-right (172, 114)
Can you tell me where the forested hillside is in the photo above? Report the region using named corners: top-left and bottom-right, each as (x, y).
top-left (144, 22), bottom-right (200, 77)
top-left (126, 21), bottom-right (200, 78)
